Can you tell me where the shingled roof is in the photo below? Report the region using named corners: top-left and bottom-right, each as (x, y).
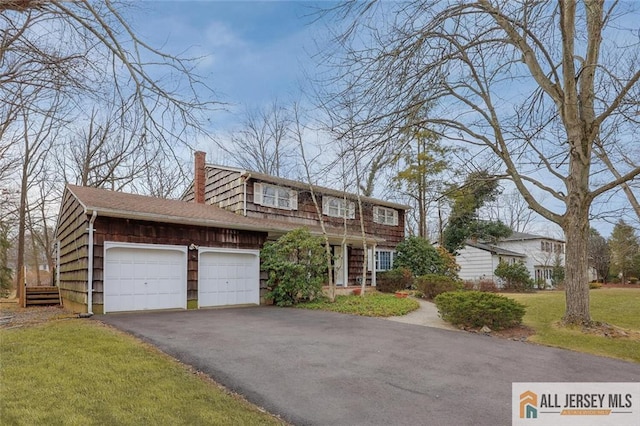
top-left (66, 185), bottom-right (383, 244)
top-left (196, 164), bottom-right (410, 210)
top-left (499, 231), bottom-right (564, 243)
top-left (466, 241), bottom-right (526, 257)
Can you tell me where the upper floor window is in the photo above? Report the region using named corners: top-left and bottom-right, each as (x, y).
top-left (373, 206), bottom-right (398, 226)
top-left (322, 196), bottom-right (355, 219)
top-left (253, 183), bottom-right (297, 210)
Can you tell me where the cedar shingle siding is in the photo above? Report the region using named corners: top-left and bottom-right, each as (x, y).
top-left (57, 190), bottom-right (90, 309)
top-left (57, 158), bottom-right (408, 313)
top-left (56, 186), bottom-right (268, 314)
top-left (90, 216), bottom-right (267, 308)
top-left (185, 164), bottom-right (407, 286)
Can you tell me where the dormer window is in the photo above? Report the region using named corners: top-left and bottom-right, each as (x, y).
top-left (322, 196), bottom-right (355, 219)
top-left (253, 183), bottom-right (298, 210)
top-left (373, 206), bottom-right (398, 226)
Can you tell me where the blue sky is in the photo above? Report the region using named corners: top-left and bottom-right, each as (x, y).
top-left (136, 1), bottom-right (325, 133)
top-left (128, 1), bottom-right (635, 237)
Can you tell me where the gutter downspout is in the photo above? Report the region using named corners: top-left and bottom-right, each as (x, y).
top-left (371, 242), bottom-right (377, 287)
top-left (87, 210), bottom-right (97, 315)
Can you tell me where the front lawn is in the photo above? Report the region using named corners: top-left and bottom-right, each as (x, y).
top-left (0, 320), bottom-right (284, 425)
top-left (505, 288), bottom-right (640, 363)
top-left (297, 292), bottom-right (420, 317)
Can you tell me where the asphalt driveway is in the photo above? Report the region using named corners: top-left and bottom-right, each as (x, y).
top-left (99, 307), bottom-right (640, 426)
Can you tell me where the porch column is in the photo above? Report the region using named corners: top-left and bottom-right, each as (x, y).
top-left (342, 242), bottom-right (348, 287)
top-left (371, 242), bottom-right (377, 287)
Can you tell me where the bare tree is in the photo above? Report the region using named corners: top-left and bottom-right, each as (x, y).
top-left (59, 108), bottom-right (144, 190)
top-left (593, 126), bottom-right (640, 225)
top-left (13, 92), bottom-right (61, 304)
top-left (483, 189), bottom-right (537, 234)
top-left (320, 0), bottom-right (640, 325)
top-left (292, 102), bottom-right (337, 302)
top-left (2, 1), bottom-right (219, 305)
top-left (222, 101), bottom-right (297, 177)
top-left (133, 151), bottom-right (189, 199)
top-left (1, 1), bottom-right (217, 145)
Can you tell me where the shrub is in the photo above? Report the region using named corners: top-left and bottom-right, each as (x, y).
top-left (477, 280), bottom-right (499, 292)
top-left (551, 263), bottom-right (565, 288)
top-left (414, 274), bottom-right (461, 299)
top-left (394, 236), bottom-right (446, 277)
top-left (589, 282), bottom-right (602, 289)
top-left (494, 261), bottom-right (534, 292)
top-left (261, 228), bottom-right (326, 306)
top-left (435, 246), bottom-right (460, 279)
top-left (376, 267), bottom-right (413, 293)
top-left (463, 280), bottom-right (476, 291)
top-left (434, 291), bottom-right (526, 330)
top-left (535, 278), bottom-right (547, 290)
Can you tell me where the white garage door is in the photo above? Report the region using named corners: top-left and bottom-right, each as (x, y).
top-left (198, 249), bottom-right (260, 307)
top-left (104, 243), bottom-right (187, 313)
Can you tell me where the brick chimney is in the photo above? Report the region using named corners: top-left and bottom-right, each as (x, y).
top-left (194, 151), bottom-right (206, 204)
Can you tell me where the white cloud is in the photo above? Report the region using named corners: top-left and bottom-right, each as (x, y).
top-left (204, 21), bottom-right (246, 49)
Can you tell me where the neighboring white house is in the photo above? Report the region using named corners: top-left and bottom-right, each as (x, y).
top-left (457, 232), bottom-right (565, 287)
top-left (456, 241), bottom-right (526, 283)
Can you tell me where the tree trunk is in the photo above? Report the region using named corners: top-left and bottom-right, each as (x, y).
top-left (562, 206), bottom-right (591, 325)
top-left (16, 194), bottom-right (26, 305)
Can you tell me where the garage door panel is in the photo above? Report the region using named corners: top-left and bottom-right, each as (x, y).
top-left (198, 250), bottom-right (259, 308)
top-left (104, 245), bottom-right (187, 313)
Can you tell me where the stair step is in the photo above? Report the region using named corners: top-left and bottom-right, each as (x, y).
top-left (25, 299), bottom-right (61, 305)
top-left (25, 287), bottom-right (61, 307)
top-left (25, 286), bottom-right (58, 293)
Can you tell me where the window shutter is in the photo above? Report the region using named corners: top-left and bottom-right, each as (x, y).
top-left (289, 189), bottom-right (298, 210)
top-left (392, 209), bottom-right (399, 226)
top-left (367, 248), bottom-right (374, 271)
top-left (322, 197), bottom-right (329, 215)
top-left (348, 201), bottom-right (356, 219)
top-left (253, 182), bottom-right (263, 205)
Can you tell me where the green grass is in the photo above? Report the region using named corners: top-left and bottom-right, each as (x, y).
top-left (0, 320), bottom-right (283, 425)
top-left (298, 292), bottom-right (420, 317)
top-left (505, 288), bottom-right (640, 363)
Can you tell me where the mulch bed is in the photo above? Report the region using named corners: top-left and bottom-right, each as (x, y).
top-left (462, 324), bottom-right (536, 342)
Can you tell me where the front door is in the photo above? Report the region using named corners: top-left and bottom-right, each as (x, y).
top-left (333, 245), bottom-right (347, 286)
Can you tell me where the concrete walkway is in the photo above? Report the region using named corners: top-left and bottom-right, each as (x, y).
top-left (386, 298), bottom-right (459, 330)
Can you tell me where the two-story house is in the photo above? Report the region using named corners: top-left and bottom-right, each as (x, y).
top-left (182, 152), bottom-right (408, 287)
top-left (456, 232), bottom-right (565, 287)
top-left (55, 151), bottom-right (408, 314)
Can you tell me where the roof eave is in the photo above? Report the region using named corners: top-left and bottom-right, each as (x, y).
top-left (84, 207), bottom-right (271, 235)
top-left (238, 171), bottom-right (411, 211)
top-left (84, 207), bottom-right (385, 245)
